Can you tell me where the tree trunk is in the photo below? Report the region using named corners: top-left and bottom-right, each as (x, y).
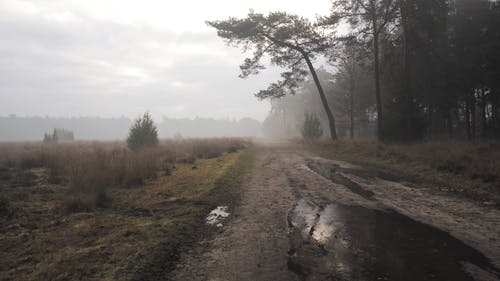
top-left (429, 104), bottom-right (435, 139)
top-left (303, 54), bottom-right (338, 141)
top-left (480, 87), bottom-right (487, 138)
top-left (471, 90), bottom-right (476, 139)
top-left (465, 94), bottom-right (472, 140)
top-left (282, 106), bottom-right (288, 138)
top-left (401, 0), bottom-right (413, 142)
top-left (492, 87), bottom-right (499, 137)
top-left (447, 109), bottom-right (453, 139)
top-left (349, 69), bottom-right (355, 139)
top-left (373, 28), bottom-right (384, 141)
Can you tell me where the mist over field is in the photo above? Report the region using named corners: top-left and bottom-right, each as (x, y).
top-left (1, 0), bottom-right (500, 280)
top-left (0, 1), bottom-right (330, 129)
top-left (0, 115), bottom-right (262, 141)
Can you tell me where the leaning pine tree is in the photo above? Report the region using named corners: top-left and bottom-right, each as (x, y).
top-left (207, 11), bottom-right (339, 141)
top-left (127, 112), bottom-right (159, 150)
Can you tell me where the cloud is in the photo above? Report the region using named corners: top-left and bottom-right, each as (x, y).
top-left (0, 0), bottom-right (330, 121)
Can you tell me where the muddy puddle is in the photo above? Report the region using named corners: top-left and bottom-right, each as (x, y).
top-left (287, 199), bottom-right (499, 281)
top-left (307, 161), bottom-right (375, 199)
top-left (206, 206), bottom-right (230, 227)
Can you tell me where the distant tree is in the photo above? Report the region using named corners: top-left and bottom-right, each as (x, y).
top-left (207, 11), bottom-right (339, 141)
top-left (127, 112), bottom-right (159, 150)
top-left (43, 132), bottom-right (54, 143)
top-left (43, 128), bottom-right (74, 143)
top-left (302, 113), bottom-right (323, 140)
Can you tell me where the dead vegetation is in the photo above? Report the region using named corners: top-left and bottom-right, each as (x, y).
top-left (0, 138), bottom-right (248, 213)
top-left (305, 140), bottom-right (500, 205)
top-left (0, 138), bottom-right (253, 280)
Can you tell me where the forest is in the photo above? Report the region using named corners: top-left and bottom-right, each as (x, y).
top-left (211, 0), bottom-right (500, 141)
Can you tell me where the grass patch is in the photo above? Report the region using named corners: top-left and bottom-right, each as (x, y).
top-left (0, 140), bottom-right (255, 281)
top-left (302, 140), bottom-right (500, 204)
top-left (122, 145), bottom-right (256, 281)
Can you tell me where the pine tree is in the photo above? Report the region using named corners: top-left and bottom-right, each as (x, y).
top-left (126, 112), bottom-right (159, 150)
top-left (302, 113), bottom-right (323, 140)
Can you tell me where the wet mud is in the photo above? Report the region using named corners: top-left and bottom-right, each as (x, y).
top-left (170, 147), bottom-right (500, 281)
top-left (307, 161), bottom-right (375, 199)
top-left (286, 199), bottom-right (500, 281)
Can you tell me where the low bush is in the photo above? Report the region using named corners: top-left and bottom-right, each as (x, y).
top-left (302, 113), bottom-right (323, 141)
top-left (62, 191), bottom-right (109, 214)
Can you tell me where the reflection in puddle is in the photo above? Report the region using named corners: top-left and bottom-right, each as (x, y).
top-left (206, 206), bottom-right (230, 227)
top-left (287, 199), bottom-right (337, 244)
top-left (311, 204), bottom-right (336, 244)
top-left (288, 199), bottom-right (319, 239)
top-left (287, 200), bottom-right (500, 281)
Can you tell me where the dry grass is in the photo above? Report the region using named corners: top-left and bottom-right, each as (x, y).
top-left (0, 138), bottom-right (249, 213)
top-left (0, 142), bottom-right (45, 170)
top-left (305, 140), bottom-right (500, 203)
top-left (0, 138), bottom-right (254, 280)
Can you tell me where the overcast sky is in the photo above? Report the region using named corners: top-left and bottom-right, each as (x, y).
top-left (0, 0), bottom-right (331, 121)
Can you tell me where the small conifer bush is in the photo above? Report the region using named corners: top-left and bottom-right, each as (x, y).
top-left (301, 113), bottom-right (323, 140)
top-left (127, 112), bottom-right (159, 150)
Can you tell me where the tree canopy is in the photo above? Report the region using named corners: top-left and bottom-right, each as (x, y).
top-left (207, 11), bottom-right (339, 140)
top-left (211, 1), bottom-right (500, 142)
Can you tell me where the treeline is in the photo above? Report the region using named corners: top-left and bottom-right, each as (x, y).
top-left (0, 116), bottom-right (262, 141)
top-left (0, 116), bottom-right (131, 141)
top-left (327, 0), bottom-right (500, 141)
top-left (209, 0), bottom-right (500, 141)
top-left (43, 129), bottom-right (75, 143)
top-left (159, 117), bottom-right (261, 138)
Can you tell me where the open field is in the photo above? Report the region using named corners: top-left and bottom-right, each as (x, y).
top-left (0, 139), bottom-right (255, 281)
top-left (301, 140), bottom-right (500, 206)
top-left (1, 140), bottom-right (499, 281)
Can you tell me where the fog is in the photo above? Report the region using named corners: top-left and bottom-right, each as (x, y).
top-left (0, 0), bottom-right (330, 140)
top-left (1, 0), bottom-right (499, 142)
top-left (0, 115), bottom-right (262, 141)
top-left (1, 1), bottom-right (499, 280)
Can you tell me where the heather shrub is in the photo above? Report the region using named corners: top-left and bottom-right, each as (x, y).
top-left (62, 191), bottom-right (109, 214)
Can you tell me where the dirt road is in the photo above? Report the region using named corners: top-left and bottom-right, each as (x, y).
top-left (169, 146), bottom-right (500, 281)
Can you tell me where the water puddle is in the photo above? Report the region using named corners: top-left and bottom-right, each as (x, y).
top-left (287, 199), bottom-right (500, 280)
top-left (311, 204), bottom-right (336, 244)
top-left (206, 206), bottom-right (230, 227)
top-left (287, 199), bottom-right (337, 245)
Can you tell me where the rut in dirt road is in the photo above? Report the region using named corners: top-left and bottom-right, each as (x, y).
top-left (169, 146), bottom-right (500, 281)
top-left (170, 147), bottom-right (299, 281)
